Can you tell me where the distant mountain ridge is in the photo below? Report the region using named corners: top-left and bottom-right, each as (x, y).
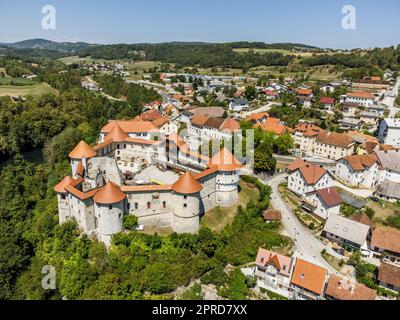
top-left (0, 38), bottom-right (91, 53)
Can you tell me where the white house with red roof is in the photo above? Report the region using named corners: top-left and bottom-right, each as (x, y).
top-left (287, 158), bottom-right (334, 196)
top-left (303, 187), bottom-right (343, 220)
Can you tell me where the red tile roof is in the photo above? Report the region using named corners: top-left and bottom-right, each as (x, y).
top-left (315, 188), bottom-right (343, 207)
top-left (171, 172), bottom-right (203, 194)
top-left (320, 97), bottom-right (335, 104)
top-left (69, 141), bottom-right (97, 159)
top-left (288, 158), bottom-right (329, 185)
top-left (290, 258), bottom-right (327, 295)
top-left (325, 275), bottom-right (376, 300)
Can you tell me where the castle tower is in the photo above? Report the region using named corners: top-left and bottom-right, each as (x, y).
top-left (208, 148), bottom-right (242, 207)
top-left (69, 140), bottom-right (97, 179)
top-left (93, 182), bottom-right (127, 246)
top-left (171, 172), bottom-right (203, 234)
top-left (54, 176), bottom-right (74, 223)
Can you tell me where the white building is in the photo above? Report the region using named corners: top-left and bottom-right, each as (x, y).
top-left (303, 187), bottom-right (343, 220)
top-left (335, 154), bottom-right (380, 188)
top-left (378, 119), bottom-right (400, 148)
top-left (345, 92), bottom-right (376, 107)
top-left (375, 150), bottom-right (400, 183)
top-left (229, 98), bottom-right (250, 112)
top-left (287, 158), bottom-right (334, 196)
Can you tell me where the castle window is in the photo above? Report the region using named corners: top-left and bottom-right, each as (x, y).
top-left (109, 204), bottom-right (113, 210)
top-left (184, 196), bottom-right (187, 200)
top-left (134, 203), bottom-right (138, 210)
top-left (147, 202), bottom-right (151, 209)
top-left (184, 203), bottom-right (187, 208)
top-left (61, 194), bottom-right (66, 200)
top-left (163, 201), bottom-right (166, 208)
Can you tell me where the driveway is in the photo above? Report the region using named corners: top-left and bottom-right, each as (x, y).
top-left (261, 174), bottom-right (345, 275)
top-left (333, 180), bottom-right (374, 199)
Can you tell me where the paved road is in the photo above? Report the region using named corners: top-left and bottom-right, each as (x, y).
top-left (381, 76), bottom-right (400, 118)
top-left (262, 174), bottom-right (344, 274)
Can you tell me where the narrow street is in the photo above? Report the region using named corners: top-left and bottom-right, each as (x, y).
top-left (261, 174), bottom-right (344, 275)
top-left (382, 76), bottom-right (400, 118)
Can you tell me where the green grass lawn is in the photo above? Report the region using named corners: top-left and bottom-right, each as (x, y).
top-left (0, 82), bottom-right (58, 97)
top-left (201, 180), bottom-right (260, 232)
top-left (0, 77), bottom-right (37, 85)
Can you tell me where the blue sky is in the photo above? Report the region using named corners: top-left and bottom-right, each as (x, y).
top-left (0, 0), bottom-right (399, 48)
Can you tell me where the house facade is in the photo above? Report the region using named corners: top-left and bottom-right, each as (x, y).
top-left (378, 119), bottom-right (400, 148)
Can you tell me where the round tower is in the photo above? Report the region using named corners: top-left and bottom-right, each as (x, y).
top-left (54, 176), bottom-right (74, 224)
top-left (93, 182), bottom-right (126, 246)
top-left (208, 148), bottom-right (242, 207)
top-left (171, 172), bottom-right (202, 234)
top-left (69, 140), bottom-right (97, 179)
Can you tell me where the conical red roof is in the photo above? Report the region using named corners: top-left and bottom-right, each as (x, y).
top-left (69, 140), bottom-right (97, 159)
top-left (105, 122), bottom-right (129, 142)
top-left (208, 148), bottom-right (243, 172)
top-left (93, 182), bottom-right (126, 204)
top-left (172, 172), bottom-right (202, 194)
top-left (54, 176), bottom-right (74, 193)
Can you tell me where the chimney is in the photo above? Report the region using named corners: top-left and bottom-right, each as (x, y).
top-left (338, 280), bottom-right (342, 289)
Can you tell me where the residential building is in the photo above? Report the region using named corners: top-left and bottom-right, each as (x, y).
top-left (302, 187), bottom-right (343, 220)
top-left (325, 275), bottom-right (376, 300)
top-left (287, 158), bottom-right (334, 196)
top-left (345, 92), bottom-right (376, 107)
top-left (297, 88), bottom-right (313, 108)
top-left (340, 117), bottom-right (364, 131)
top-left (342, 102), bottom-right (360, 117)
top-left (314, 131), bottom-right (355, 160)
top-left (375, 181), bottom-right (400, 203)
top-left (367, 104), bottom-right (386, 117)
top-left (335, 154), bottom-right (379, 188)
top-left (255, 248), bottom-right (294, 293)
top-left (320, 97), bottom-right (335, 112)
top-left (378, 119), bottom-right (400, 148)
top-left (359, 111), bottom-right (380, 127)
top-left (322, 214), bottom-right (370, 252)
top-left (292, 123), bottom-right (325, 157)
top-left (229, 98), bottom-right (250, 112)
top-left (370, 227), bottom-right (400, 265)
top-left (320, 83), bottom-right (335, 94)
top-left (290, 258), bottom-right (328, 300)
top-left (256, 117), bottom-right (290, 135)
top-left (378, 262), bottom-right (400, 293)
top-left (375, 150), bottom-right (400, 183)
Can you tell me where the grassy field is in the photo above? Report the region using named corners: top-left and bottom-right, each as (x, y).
top-left (367, 199), bottom-right (400, 222)
top-left (58, 55), bottom-right (88, 65)
top-left (0, 83), bottom-right (58, 97)
top-left (201, 180), bottom-right (260, 232)
top-left (0, 77), bottom-right (37, 85)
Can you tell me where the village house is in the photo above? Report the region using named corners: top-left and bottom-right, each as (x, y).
top-left (314, 131), bottom-right (355, 161)
top-left (254, 248), bottom-right (294, 296)
top-left (262, 89), bottom-right (279, 100)
top-left (370, 227), bottom-right (400, 265)
top-left (290, 258), bottom-right (328, 300)
top-left (292, 123), bottom-right (325, 157)
top-left (324, 275), bottom-right (376, 300)
top-left (335, 154), bottom-right (380, 188)
top-left (342, 102), bottom-right (360, 117)
top-left (378, 118), bottom-right (400, 148)
top-left (255, 117), bottom-right (291, 135)
top-left (375, 180), bottom-right (400, 203)
top-left (287, 158), bottom-right (334, 196)
top-left (302, 187), bottom-right (343, 220)
top-left (297, 88), bottom-right (313, 108)
top-left (229, 98), bottom-right (250, 112)
top-left (340, 117), bottom-right (364, 131)
top-left (263, 209), bottom-right (283, 223)
top-left (378, 262), bottom-right (400, 293)
top-left (187, 114), bottom-right (240, 143)
top-left (375, 150), bottom-right (400, 184)
top-left (320, 97), bottom-right (335, 112)
top-left (244, 112), bottom-right (269, 125)
top-left (320, 83), bottom-right (336, 94)
top-left (359, 111), bottom-right (380, 127)
top-left (322, 214), bottom-right (370, 252)
top-left (367, 104), bottom-right (386, 117)
top-left (345, 92), bottom-right (376, 107)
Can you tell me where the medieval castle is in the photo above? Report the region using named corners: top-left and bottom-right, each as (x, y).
top-left (54, 117), bottom-right (242, 246)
